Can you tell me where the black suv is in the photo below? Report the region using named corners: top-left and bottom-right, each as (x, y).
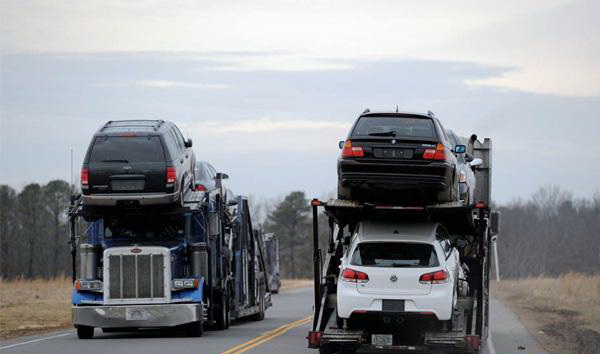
top-left (81, 120), bottom-right (196, 207)
top-left (337, 111), bottom-right (463, 204)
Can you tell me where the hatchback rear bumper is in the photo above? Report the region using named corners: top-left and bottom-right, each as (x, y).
top-left (337, 283), bottom-right (454, 320)
top-left (82, 192), bottom-right (178, 206)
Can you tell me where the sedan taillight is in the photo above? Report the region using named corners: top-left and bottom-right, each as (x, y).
top-left (195, 184), bottom-right (207, 192)
top-left (341, 268), bottom-right (369, 283)
top-left (423, 143), bottom-right (446, 161)
top-left (419, 270), bottom-right (448, 284)
top-left (341, 140), bottom-right (365, 158)
top-left (166, 167), bottom-right (177, 184)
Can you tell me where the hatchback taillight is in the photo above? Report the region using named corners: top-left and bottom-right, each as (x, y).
top-left (80, 168), bottom-right (89, 186)
top-left (195, 184), bottom-right (207, 192)
top-left (423, 143), bottom-right (446, 161)
top-left (341, 268), bottom-right (369, 283)
top-left (419, 270), bottom-right (448, 284)
top-left (341, 140), bottom-right (365, 158)
top-left (166, 167), bottom-right (177, 184)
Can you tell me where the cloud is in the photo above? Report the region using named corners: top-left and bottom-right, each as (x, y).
top-left (134, 80), bottom-right (231, 89)
top-left (1, 0), bottom-right (598, 96)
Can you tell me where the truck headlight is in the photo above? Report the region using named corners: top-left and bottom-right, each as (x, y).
top-left (75, 280), bottom-right (103, 292)
top-left (172, 278), bottom-right (199, 290)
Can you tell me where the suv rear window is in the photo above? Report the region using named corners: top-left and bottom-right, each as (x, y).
top-left (350, 242), bottom-right (439, 267)
top-left (352, 116), bottom-right (436, 139)
top-left (89, 136), bottom-right (165, 163)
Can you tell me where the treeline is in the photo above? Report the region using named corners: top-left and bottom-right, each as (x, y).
top-left (1, 181), bottom-right (73, 279)
top-left (1, 181), bottom-right (598, 280)
top-left (496, 186), bottom-right (600, 278)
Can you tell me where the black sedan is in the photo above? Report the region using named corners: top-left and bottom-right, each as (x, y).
top-left (337, 111), bottom-right (463, 204)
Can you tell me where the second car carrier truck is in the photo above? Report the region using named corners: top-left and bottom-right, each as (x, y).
top-left (307, 137), bottom-right (499, 354)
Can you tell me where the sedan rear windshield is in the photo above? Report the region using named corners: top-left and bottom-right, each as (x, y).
top-left (350, 242), bottom-right (439, 268)
top-left (352, 116), bottom-right (436, 139)
top-left (89, 136), bottom-right (165, 163)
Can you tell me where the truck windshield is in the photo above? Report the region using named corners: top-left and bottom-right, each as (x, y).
top-left (89, 136), bottom-right (165, 163)
top-left (352, 117), bottom-right (436, 139)
top-left (350, 242), bottom-right (439, 267)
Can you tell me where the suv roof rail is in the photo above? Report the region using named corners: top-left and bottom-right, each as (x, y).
top-left (100, 119), bottom-right (166, 132)
top-left (362, 108), bottom-right (370, 114)
top-left (427, 110), bottom-right (435, 117)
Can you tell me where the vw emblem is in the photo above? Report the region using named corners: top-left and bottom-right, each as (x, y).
top-left (390, 275), bottom-right (398, 282)
top-left (391, 139), bottom-right (397, 144)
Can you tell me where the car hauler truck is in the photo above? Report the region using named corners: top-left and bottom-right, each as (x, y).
top-left (307, 138), bottom-right (499, 353)
top-left (69, 191), bottom-right (271, 339)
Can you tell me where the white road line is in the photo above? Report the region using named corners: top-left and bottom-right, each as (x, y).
top-left (0, 332), bottom-right (72, 350)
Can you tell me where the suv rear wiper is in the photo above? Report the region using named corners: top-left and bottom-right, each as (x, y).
top-left (102, 159), bottom-right (129, 163)
top-left (368, 131), bottom-right (397, 137)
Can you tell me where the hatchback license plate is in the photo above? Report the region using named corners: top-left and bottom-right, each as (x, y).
top-left (111, 180), bottom-right (145, 191)
top-left (373, 148), bottom-right (413, 159)
top-left (372, 334), bottom-right (393, 346)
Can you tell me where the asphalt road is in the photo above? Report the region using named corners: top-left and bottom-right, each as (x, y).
top-left (1, 288), bottom-right (545, 354)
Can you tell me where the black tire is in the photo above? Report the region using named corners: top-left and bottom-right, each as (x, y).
top-left (250, 293), bottom-right (265, 321)
top-left (214, 297), bottom-right (228, 330)
top-left (337, 183), bottom-right (352, 200)
top-left (186, 320), bottom-right (203, 337)
top-left (76, 325), bottom-right (94, 339)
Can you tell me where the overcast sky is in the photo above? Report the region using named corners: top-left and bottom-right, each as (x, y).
top-left (1, 0), bottom-right (599, 203)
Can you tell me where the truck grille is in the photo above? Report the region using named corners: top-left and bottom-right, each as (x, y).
top-left (105, 249), bottom-right (169, 303)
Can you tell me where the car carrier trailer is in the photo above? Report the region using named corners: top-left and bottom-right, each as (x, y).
top-left (307, 138), bottom-right (499, 354)
top-left (69, 190), bottom-right (271, 339)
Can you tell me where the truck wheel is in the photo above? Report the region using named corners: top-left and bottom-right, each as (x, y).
top-left (76, 325), bottom-right (94, 339)
top-left (215, 298), bottom-right (228, 330)
top-left (186, 320), bottom-right (203, 337)
top-left (251, 294), bottom-right (265, 321)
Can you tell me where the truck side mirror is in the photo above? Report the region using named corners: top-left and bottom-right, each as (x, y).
top-left (185, 138), bottom-right (193, 148)
top-left (215, 172), bottom-right (229, 180)
top-left (339, 141), bottom-right (344, 149)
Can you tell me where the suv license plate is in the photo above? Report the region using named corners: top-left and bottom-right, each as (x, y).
top-left (371, 334), bottom-right (393, 346)
top-left (126, 308), bottom-right (149, 321)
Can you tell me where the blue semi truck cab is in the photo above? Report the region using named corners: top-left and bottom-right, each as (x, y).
top-left (69, 191), bottom-right (271, 339)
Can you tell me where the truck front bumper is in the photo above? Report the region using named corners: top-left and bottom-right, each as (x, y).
top-left (72, 303), bottom-right (203, 328)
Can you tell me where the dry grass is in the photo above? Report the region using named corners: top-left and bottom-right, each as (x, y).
top-left (279, 279), bottom-right (313, 291)
top-left (0, 277), bottom-right (72, 340)
top-left (492, 272), bottom-right (600, 353)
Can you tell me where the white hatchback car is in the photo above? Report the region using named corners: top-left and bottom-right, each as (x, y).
top-left (337, 221), bottom-right (463, 327)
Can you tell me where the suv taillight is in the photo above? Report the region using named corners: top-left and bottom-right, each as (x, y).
top-left (166, 167), bottom-right (176, 184)
top-left (341, 140), bottom-right (365, 158)
top-left (423, 143), bottom-right (446, 161)
top-left (341, 268), bottom-right (369, 283)
top-left (81, 168), bottom-right (89, 186)
top-left (419, 270), bottom-right (448, 284)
